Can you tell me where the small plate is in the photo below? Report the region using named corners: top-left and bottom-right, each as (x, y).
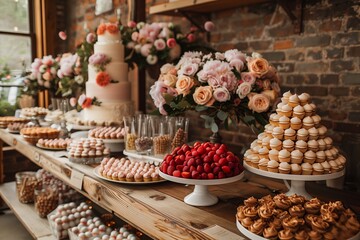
top-left (36, 143), bottom-right (67, 151)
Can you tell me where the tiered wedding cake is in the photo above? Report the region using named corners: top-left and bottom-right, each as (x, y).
top-left (84, 22), bottom-right (133, 125)
top-left (244, 91), bottom-right (346, 175)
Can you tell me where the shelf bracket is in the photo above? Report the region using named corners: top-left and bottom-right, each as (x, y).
top-left (177, 10), bottom-right (211, 41)
top-left (278, 0), bottom-right (303, 34)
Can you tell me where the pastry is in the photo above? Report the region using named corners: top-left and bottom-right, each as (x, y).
top-left (258, 147), bottom-right (269, 159)
top-left (243, 149), bottom-right (254, 164)
top-left (290, 163), bottom-right (302, 175)
top-left (297, 128), bottom-right (309, 141)
top-left (278, 149), bottom-right (291, 163)
top-left (243, 206), bottom-right (258, 218)
top-left (258, 158), bottom-right (269, 171)
top-left (308, 127), bottom-right (319, 140)
top-left (311, 216), bottom-right (330, 233)
top-left (239, 217), bottom-right (253, 228)
top-left (298, 93), bottom-right (310, 106)
top-left (281, 104), bottom-right (293, 117)
top-left (293, 105), bottom-right (305, 119)
top-left (283, 139), bottom-right (295, 152)
top-left (282, 216), bottom-right (304, 233)
top-left (244, 196), bottom-right (258, 207)
top-left (318, 138), bottom-right (326, 151)
top-left (289, 194), bottom-right (306, 205)
top-left (321, 161), bottom-right (331, 174)
top-left (269, 149), bottom-right (279, 161)
top-left (303, 116), bottom-right (315, 130)
top-left (279, 115), bottom-right (290, 129)
top-left (274, 194), bottom-right (292, 210)
top-left (316, 151), bottom-right (326, 163)
top-left (281, 91), bottom-right (292, 103)
top-left (288, 94), bottom-right (300, 108)
top-left (312, 163), bottom-right (324, 175)
top-left (295, 140), bottom-right (308, 153)
top-left (304, 198), bottom-right (322, 214)
top-left (270, 137), bottom-right (282, 150)
top-left (308, 139), bottom-right (319, 152)
top-left (329, 160), bottom-right (340, 172)
top-left (258, 204), bottom-right (273, 219)
top-left (294, 229), bottom-right (309, 240)
top-left (88, 126), bottom-right (125, 139)
top-left (272, 127), bottom-right (285, 140)
top-left (249, 154), bottom-right (260, 168)
top-left (249, 218), bottom-right (266, 235)
top-left (307, 230), bottom-right (322, 240)
top-left (290, 117), bottom-right (302, 130)
top-left (265, 124), bottom-right (275, 138)
top-left (270, 113), bottom-right (280, 127)
top-left (301, 162), bottom-right (313, 175)
top-left (267, 160), bottom-right (280, 173)
top-left (263, 226), bottom-right (278, 240)
top-left (279, 162), bottom-right (291, 174)
top-left (318, 125), bottom-right (327, 139)
top-left (291, 150), bottom-right (304, 164)
top-left (303, 104), bottom-right (314, 117)
top-left (304, 150), bottom-right (316, 164)
top-left (324, 137), bottom-right (333, 150)
top-left (261, 136), bottom-right (271, 149)
top-left (284, 128), bottom-right (296, 140)
top-left (289, 204), bottom-right (306, 217)
top-left (278, 228), bottom-right (294, 240)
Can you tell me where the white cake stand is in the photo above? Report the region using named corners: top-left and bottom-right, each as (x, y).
top-left (159, 171), bottom-right (245, 206)
top-left (123, 150), bottom-right (163, 166)
top-left (244, 162), bottom-right (345, 199)
top-left (89, 137), bottom-right (124, 152)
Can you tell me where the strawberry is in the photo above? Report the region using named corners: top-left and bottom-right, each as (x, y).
top-left (181, 172), bottom-right (190, 178)
top-left (167, 166), bottom-right (175, 175)
top-left (222, 165), bottom-right (231, 173)
top-left (173, 170), bottom-right (181, 177)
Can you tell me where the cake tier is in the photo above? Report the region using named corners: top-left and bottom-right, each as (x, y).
top-left (86, 81), bottom-right (131, 102)
top-left (94, 42), bottom-right (124, 62)
top-left (97, 31), bottom-right (121, 44)
top-left (88, 62), bottom-right (128, 83)
top-left (83, 101), bottom-right (133, 124)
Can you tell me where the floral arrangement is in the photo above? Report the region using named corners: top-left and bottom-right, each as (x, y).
top-left (70, 93), bottom-right (101, 111)
top-left (88, 53), bottom-right (118, 87)
top-left (120, 21), bottom-right (212, 70)
top-left (150, 49), bottom-right (280, 133)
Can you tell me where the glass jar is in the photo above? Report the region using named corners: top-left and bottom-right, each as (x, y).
top-left (15, 171), bottom-right (39, 203)
top-left (151, 116), bottom-right (172, 156)
top-left (135, 115), bottom-right (153, 154)
top-left (34, 185), bottom-right (59, 218)
top-left (170, 117), bottom-right (189, 150)
top-left (123, 116), bottom-right (137, 152)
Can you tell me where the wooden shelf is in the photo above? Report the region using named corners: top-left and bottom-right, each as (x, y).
top-left (0, 182), bottom-right (55, 240)
top-left (149, 0), bottom-right (272, 15)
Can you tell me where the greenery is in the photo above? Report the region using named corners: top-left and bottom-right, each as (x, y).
top-left (0, 100), bottom-right (17, 116)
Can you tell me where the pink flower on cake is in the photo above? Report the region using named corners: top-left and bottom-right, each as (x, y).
top-left (204, 21), bottom-right (215, 32)
top-left (176, 75), bottom-right (195, 96)
top-left (166, 38), bottom-right (176, 48)
top-left (70, 97), bottom-right (77, 107)
top-left (193, 86), bottom-right (215, 106)
top-left (241, 72), bottom-right (256, 85)
top-left (96, 72), bottom-right (111, 87)
top-left (213, 87), bottom-right (230, 102)
top-left (154, 39), bottom-right (166, 51)
top-left (82, 98), bottom-right (93, 109)
top-left (78, 94), bottom-right (86, 106)
top-left (86, 33), bottom-right (96, 43)
top-left (106, 23), bottom-right (118, 34)
top-left (248, 93), bottom-right (270, 113)
top-left (236, 82), bottom-right (252, 99)
top-left (248, 57), bottom-right (270, 77)
top-left (97, 23), bottom-right (106, 35)
top-left (58, 31), bottom-right (67, 40)
top-left (89, 53), bottom-right (109, 65)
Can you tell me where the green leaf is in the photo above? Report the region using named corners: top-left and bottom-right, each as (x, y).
top-left (195, 105), bottom-right (208, 112)
top-left (217, 110), bottom-right (228, 121)
top-left (243, 115), bottom-right (255, 123)
top-left (200, 115), bottom-right (212, 121)
top-left (211, 121), bottom-right (219, 133)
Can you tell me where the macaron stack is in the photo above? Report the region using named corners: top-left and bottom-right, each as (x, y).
top-left (244, 91), bottom-right (346, 175)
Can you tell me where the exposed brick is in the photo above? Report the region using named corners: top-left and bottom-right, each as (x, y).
top-left (347, 46), bottom-right (360, 58)
top-left (329, 87), bottom-right (350, 96)
top-left (273, 63), bottom-right (295, 73)
top-left (303, 8), bottom-right (331, 21)
top-left (210, 33), bottom-right (221, 43)
top-left (330, 60), bottom-right (354, 72)
top-left (319, 19), bottom-right (342, 32)
top-left (268, 24), bottom-right (294, 38)
top-left (342, 73), bottom-right (360, 85)
top-left (296, 86), bottom-right (328, 96)
top-left (349, 112), bottom-right (360, 122)
top-left (328, 110), bottom-right (348, 121)
top-left (286, 74), bottom-right (318, 85)
top-left (347, 17), bottom-right (360, 31)
top-left (235, 42), bottom-right (249, 51)
top-left (320, 74), bottom-right (339, 85)
top-left (213, 8), bottom-right (236, 18)
top-left (221, 32), bottom-right (235, 42)
top-left (351, 87), bottom-right (360, 96)
top-left (273, 40), bottom-right (294, 50)
top-left (307, 49), bottom-right (322, 60)
top-left (249, 40), bottom-right (272, 50)
top-left (288, 51), bottom-right (305, 61)
top-left (332, 32), bottom-right (360, 45)
top-left (217, 43), bottom-right (236, 52)
top-left (232, 18), bottom-right (261, 29)
top-left (350, 99), bottom-right (360, 110)
top-left (296, 35), bottom-right (331, 47)
top-left (296, 62), bottom-right (328, 72)
top-left (260, 51), bottom-right (285, 61)
top-left (325, 47), bottom-right (344, 59)
top-left (303, 23), bottom-right (317, 34)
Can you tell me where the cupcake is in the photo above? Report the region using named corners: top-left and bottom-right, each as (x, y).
top-left (318, 125), bottom-right (327, 139)
top-left (265, 124), bottom-right (275, 138)
top-left (304, 198), bottom-right (322, 214)
top-left (278, 149), bottom-right (291, 163)
top-left (321, 161), bottom-right (331, 174)
top-left (290, 164), bottom-right (302, 175)
top-left (303, 103), bottom-right (314, 117)
top-left (143, 172), bottom-right (152, 182)
top-left (151, 172), bottom-right (160, 181)
top-left (281, 104), bottom-right (293, 117)
top-left (316, 151), bottom-right (326, 163)
top-left (290, 117), bottom-right (302, 130)
top-left (295, 140), bottom-right (308, 153)
top-left (279, 115), bottom-right (290, 129)
top-left (289, 204), bottom-right (305, 217)
top-left (304, 150), bottom-right (316, 164)
top-left (301, 162), bottom-right (313, 175)
top-left (298, 93), bottom-right (310, 106)
top-left (250, 154), bottom-right (260, 168)
top-left (284, 128), bottom-right (296, 140)
top-left (134, 172), bottom-right (143, 182)
top-left (279, 162), bottom-right (291, 174)
top-left (312, 114), bottom-right (321, 127)
top-left (258, 147), bottom-right (269, 159)
top-left (293, 105), bottom-right (305, 119)
top-left (303, 116), bottom-right (315, 129)
top-left (288, 94), bottom-right (300, 108)
top-left (308, 127), bottom-right (319, 140)
top-left (269, 149), bottom-right (279, 161)
top-left (283, 139), bottom-right (295, 152)
top-left (272, 127), bottom-right (284, 140)
top-left (308, 139), bottom-right (319, 152)
top-left (258, 158), bottom-right (270, 171)
top-left (270, 138), bottom-right (282, 150)
top-left (312, 163), bottom-right (324, 175)
top-left (281, 91), bottom-right (292, 103)
top-left (291, 150), bottom-right (303, 164)
top-left (243, 149), bottom-right (254, 164)
top-left (126, 172), bottom-right (134, 182)
top-left (278, 229), bottom-right (294, 240)
top-left (276, 102), bottom-right (285, 115)
top-left (318, 138), bottom-right (326, 151)
top-left (267, 160), bottom-right (280, 173)
top-left (262, 136), bottom-right (271, 149)
top-left (270, 113), bottom-right (280, 127)
top-left (263, 226), bottom-right (278, 240)
top-left (297, 128), bottom-right (309, 141)
top-left (324, 137), bottom-right (333, 150)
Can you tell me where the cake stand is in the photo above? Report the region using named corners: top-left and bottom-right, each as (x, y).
top-left (159, 171), bottom-right (244, 206)
top-left (89, 137), bottom-right (124, 152)
top-left (123, 150), bottom-right (163, 166)
top-left (244, 162), bottom-right (345, 199)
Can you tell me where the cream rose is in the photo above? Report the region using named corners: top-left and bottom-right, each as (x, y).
top-left (248, 57), bottom-right (270, 77)
top-left (176, 75), bottom-right (195, 96)
top-left (193, 86), bottom-right (215, 106)
top-left (248, 93), bottom-right (270, 113)
top-left (162, 73), bottom-right (177, 87)
top-left (236, 82), bottom-right (252, 99)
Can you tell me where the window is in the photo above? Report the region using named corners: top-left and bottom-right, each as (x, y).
top-left (0, 0), bottom-right (34, 71)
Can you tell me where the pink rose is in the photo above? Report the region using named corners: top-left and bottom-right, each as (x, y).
top-left (176, 76), bottom-right (195, 96)
top-left (241, 72), bottom-right (256, 85)
top-left (42, 71), bottom-right (52, 81)
top-left (248, 93), bottom-right (270, 113)
top-left (31, 58), bottom-right (42, 71)
top-left (215, 52), bottom-right (225, 60)
top-left (178, 62), bottom-right (199, 77)
top-left (38, 78), bottom-right (44, 86)
top-left (187, 33), bottom-right (196, 43)
top-left (70, 97), bottom-right (77, 107)
top-left (140, 44), bottom-right (152, 57)
top-left (154, 39), bottom-right (166, 51)
top-left (193, 86), bottom-right (215, 106)
top-left (127, 21), bottom-right (136, 28)
top-left (229, 59), bottom-right (244, 72)
top-left (204, 21), bottom-right (215, 32)
top-left (57, 69), bottom-right (64, 78)
top-left (236, 82), bottom-right (252, 99)
top-left (78, 94), bottom-right (86, 106)
top-left (58, 31), bottom-right (67, 40)
top-left (169, 44), bottom-right (181, 60)
top-left (213, 87), bottom-right (230, 102)
top-left (131, 32), bottom-right (139, 41)
top-left (60, 63), bottom-right (73, 76)
top-left (89, 53), bottom-right (109, 65)
top-left (42, 56), bottom-right (54, 66)
top-left (224, 49), bottom-right (246, 62)
top-left (166, 38), bottom-right (176, 48)
top-left (86, 33), bottom-right (96, 43)
top-left (248, 57), bottom-right (270, 77)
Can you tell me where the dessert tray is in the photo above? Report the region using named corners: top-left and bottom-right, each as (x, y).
top-left (89, 137), bottom-right (124, 152)
top-left (6, 128), bottom-right (20, 134)
top-left (35, 143), bottom-right (67, 151)
top-left (93, 166), bottom-right (166, 185)
top-left (159, 171), bottom-right (244, 206)
top-left (68, 154), bottom-right (109, 165)
top-left (123, 150), bottom-right (163, 166)
top-left (244, 162), bottom-right (345, 199)
top-left (67, 123), bottom-right (95, 131)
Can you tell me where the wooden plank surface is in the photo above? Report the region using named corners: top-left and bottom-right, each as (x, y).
top-left (0, 182), bottom-right (55, 240)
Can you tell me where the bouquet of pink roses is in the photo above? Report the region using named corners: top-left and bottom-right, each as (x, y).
top-left (150, 49), bottom-right (280, 133)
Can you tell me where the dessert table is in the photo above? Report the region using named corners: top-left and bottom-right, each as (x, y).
top-left (0, 128), bottom-right (359, 239)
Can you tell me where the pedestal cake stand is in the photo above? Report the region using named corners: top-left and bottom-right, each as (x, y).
top-left (159, 171), bottom-right (244, 207)
top-left (244, 162), bottom-right (345, 199)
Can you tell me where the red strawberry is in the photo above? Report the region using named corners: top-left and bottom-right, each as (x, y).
top-left (207, 173), bottom-right (215, 179)
top-left (222, 165), bottom-right (231, 173)
top-left (167, 166), bottom-right (175, 175)
top-left (173, 170), bottom-right (181, 177)
top-left (204, 163), bottom-right (212, 173)
top-left (191, 171), bottom-right (200, 179)
top-left (181, 172), bottom-right (190, 178)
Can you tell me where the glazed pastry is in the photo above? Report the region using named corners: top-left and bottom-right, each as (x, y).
top-left (289, 194), bottom-right (306, 205)
top-left (262, 226), bottom-right (278, 239)
top-left (290, 117), bottom-right (302, 130)
top-left (294, 229), bottom-right (309, 240)
top-left (304, 150), bottom-right (316, 164)
top-left (308, 127), bottom-right (319, 140)
top-left (278, 149), bottom-right (291, 163)
top-left (244, 196), bottom-right (258, 207)
top-left (258, 147), bottom-right (269, 159)
top-left (281, 104), bottom-right (293, 117)
top-left (272, 127), bottom-right (285, 140)
top-left (307, 229), bottom-right (322, 240)
top-left (269, 217), bottom-right (282, 230)
top-left (293, 105), bottom-right (305, 119)
top-left (249, 218), bottom-right (266, 235)
top-left (283, 139), bottom-right (295, 152)
top-left (88, 126), bottom-right (125, 139)
top-left (236, 206), bottom-right (246, 220)
top-left (305, 198), bottom-right (322, 214)
top-left (289, 204), bottom-right (306, 217)
top-left (239, 217), bottom-right (253, 228)
top-left (274, 194), bottom-right (292, 210)
top-left (282, 216), bottom-right (304, 233)
top-left (281, 91), bottom-right (292, 103)
top-left (278, 229), bottom-right (294, 240)
top-left (288, 94), bottom-right (300, 108)
top-left (303, 116), bottom-right (315, 129)
top-left (298, 93), bottom-right (310, 106)
top-left (258, 158), bottom-right (269, 171)
top-left (257, 204), bottom-right (273, 219)
top-left (243, 206), bottom-right (258, 218)
top-left (284, 128), bottom-right (296, 141)
top-left (249, 154), bottom-right (260, 168)
top-left (270, 137), bottom-right (282, 150)
top-left (312, 163), bottom-right (324, 175)
top-left (297, 128), bottom-right (309, 141)
top-left (269, 149), bottom-right (279, 161)
top-left (267, 160), bottom-right (279, 173)
top-left (301, 162), bottom-right (313, 175)
top-left (279, 115), bottom-right (290, 129)
top-left (310, 216), bottom-right (330, 233)
top-left (295, 140), bottom-right (308, 153)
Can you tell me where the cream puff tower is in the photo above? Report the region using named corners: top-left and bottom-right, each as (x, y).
top-left (244, 91), bottom-right (346, 175)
